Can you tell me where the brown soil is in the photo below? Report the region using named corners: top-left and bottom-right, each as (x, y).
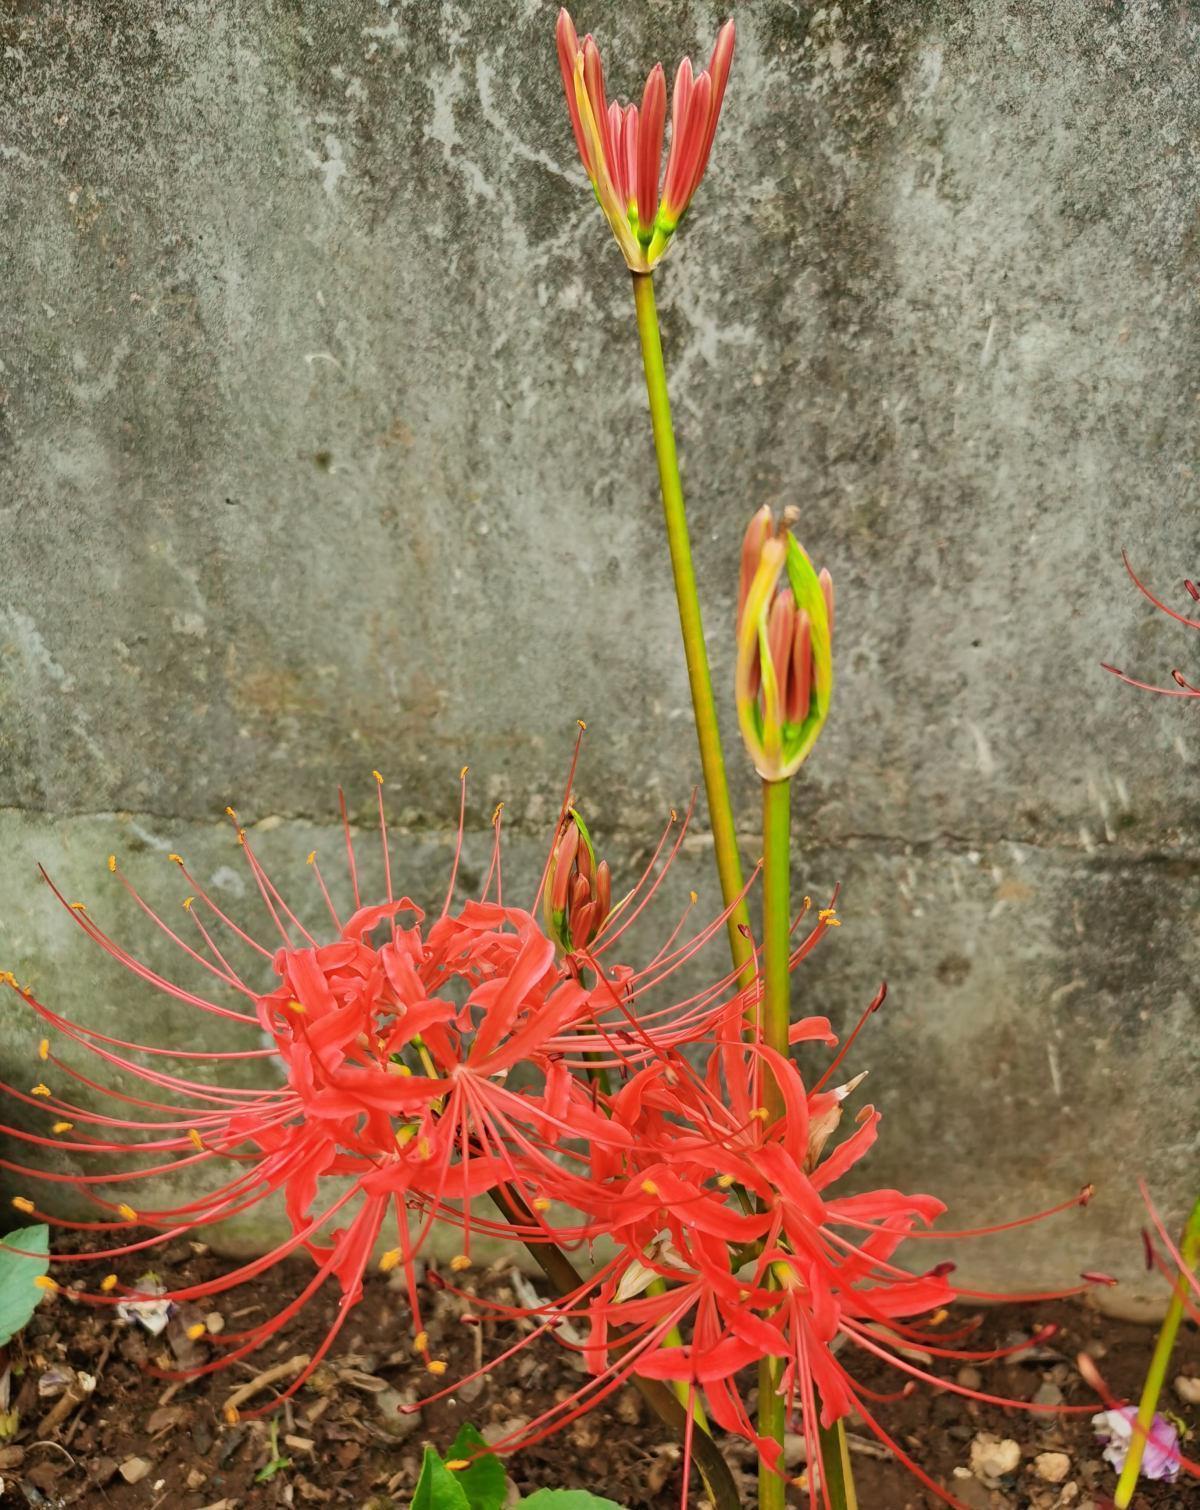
top-left (0, 1238), bottom-right (1195, 1510)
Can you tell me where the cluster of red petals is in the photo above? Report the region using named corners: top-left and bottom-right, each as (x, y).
top-left (2, 774), bottom-right (1102, 1507)
top-left (556, 9), bottom-right (734, 269)
top-left (1103, 551), bottom-right (1200, 696)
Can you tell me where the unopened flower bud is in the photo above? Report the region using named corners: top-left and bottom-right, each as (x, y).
top-left (735, 506), bottom-right (833, 781)
top-left (556, 9), bottom-right (735, 272)
top-left (544, 808), bottom-right (612, 955)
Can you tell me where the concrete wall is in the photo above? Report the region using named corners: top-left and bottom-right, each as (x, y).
top-left (1, 0), bottom-right (1197, 1298)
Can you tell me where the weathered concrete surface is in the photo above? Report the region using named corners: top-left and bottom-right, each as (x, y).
top-left (1, 1), bottom-right (1198, 1295)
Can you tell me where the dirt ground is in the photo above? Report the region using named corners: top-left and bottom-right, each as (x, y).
top-left (0, 1236), bottom-right (1194, 1509)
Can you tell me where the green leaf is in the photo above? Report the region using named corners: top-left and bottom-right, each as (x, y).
top-left (412, 1445), bottom-right (471, 1510)
top-left (0, 1226), bottom-right (49, 1346)
top-left (444, 1423), bottom-right (507, 1510)
top-left (519, 1493), bottom-right (628, 1510)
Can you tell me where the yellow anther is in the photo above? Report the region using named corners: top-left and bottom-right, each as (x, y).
top-left (395, 1125), bottom-right (416, 1147)
top-left (100, 1273), bottom-right (118, 1292)
top-left (640, 1179), bottom-right (659, 1197)
top-left (689, 890), bottom-right (698, 904)
top-left (670, 808), bottom-right (677, 822)
top-left (31, 1083), bottom-right (51, 1097)
top-left (182, 896), bottom-right (194, 910)
top-left (38, 1038), bottom-right (49, 1061)
top-left (107, 854), bottom-right (117, 872)
top-left (224, 1404), bottom-right (240, 1425)
top-left (393, 1063), bottom-right (412, 1077)
top-left (449, 1254), bottom-right (471, 1273)
top-left (11, 1197), bottom-right (35, 1215)
top-left (306, 851), bottom-right (316, 865)
top-left (225, 807), bottom-right (237, 820)
top-left (168, 853), bottom-right (184, 866)
top-left (236, 829), bottom-right (246, 846)
top-left (117, 1203), bottom-right (138, 1222)
top-left (413, 1330), bottom-right (429, 1353)
top-left (802, 895), bottom-right (812, 909)
top-left (818, 907), bottom-right (841, 927)
top-left (492, 802), bottom-right (504, 824)
top-left (186, 1322), bottom-right (207, 1340)
top-left (188, 1129), bottom-right (204, 1152)
top-left (928, 1307), bottom-right (949, 1326)
top-left (0, 971), bottom-right (15, 987)
top-left (717, 1173), bottom-right (735, 1188)
top-left (52, 1121), bottom-right (74, 1134)
top-left (750, 1106), bottom-right (769, 1121)
top-left (69, 902), bottom-right (87, 912)
top-left (445, 1460), bottom-right (471, 1472)
top-left (373, 769), bottom-right (384, 785)
top-left (426, 1359), bottom-right (448, 1376)
top-left (416, 1137), bottom-right (430, 1160)
top-left (34, 1275), bottom-right (58, 1293)
top-left (532, 1196), bottom-right (551, 1212)
top-left (287, 999), bottom-right (306, 1014)
top-left (460, 765), bottom-right (469, 780)
top-left (577, 719), bottom-right (587, 731)
top-left (379, 1248), bottom-right (402, 1273)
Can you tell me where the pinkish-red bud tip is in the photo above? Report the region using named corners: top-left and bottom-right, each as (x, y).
top-left (1186, 578), bottom-right (1199, 600)
top-left (1081, 1270), bottom-right (1118, 1286)
top-left (637, 64), bottom-right (667, 229)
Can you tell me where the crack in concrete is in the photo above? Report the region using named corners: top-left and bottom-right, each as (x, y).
top-left (2, 806), bottom-right (1198, 867)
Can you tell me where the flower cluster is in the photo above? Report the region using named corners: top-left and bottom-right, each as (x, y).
top-left (2, 756), bottom-right (1103, 1506)
top-left (556, 9), bottom-right (735, 271)
top-left (736, 506), bottom-right (835, 782)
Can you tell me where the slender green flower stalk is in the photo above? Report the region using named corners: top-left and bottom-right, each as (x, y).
top-left (1113, 1195), bottom-right (1200, 1506)
top-left (632, 272), bottom-right (754, 988)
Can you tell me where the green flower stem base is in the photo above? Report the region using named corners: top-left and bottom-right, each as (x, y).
top-left (630, 271), bottom-right (754, 992)
top-left (1114, 1195), bottom-right (1200, 1507)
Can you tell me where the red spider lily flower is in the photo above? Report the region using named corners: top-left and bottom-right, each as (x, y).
top-left (736, 506), bottom-right (834, 781)
top-left (401, 987), bottom-right (1108, 1510)
top-left (555, 9), bottom-right (734, 271)
top-left (1102, 550), bottom-right (1200, 696)
top-left (0, 767), bottom-right (769, 1408)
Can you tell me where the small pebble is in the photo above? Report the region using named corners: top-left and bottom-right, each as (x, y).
top-left (1033, 1451), bottom-right (1071, 1484)
top-left (1032, 1381), bottom-right (1064, 1407)
top-left (119, 1457), bottom-right (153, 1485)
top-left (970, 1432), bottom-right (1021, 1483)
top-left (957, 1365), bottom-right (983, 1390)
top-left (1175, 1374), bottom-right (1200, 1405)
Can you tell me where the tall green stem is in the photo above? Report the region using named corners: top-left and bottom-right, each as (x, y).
top-left (630, 271), bottom-right (754, 991)
top-left (1114, 1196), bottom-right (1200, 1508)
top-left (760, 779), bottom-right (856, 1510)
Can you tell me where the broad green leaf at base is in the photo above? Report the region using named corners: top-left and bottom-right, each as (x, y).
top-left (412, 1446), bottom-right (470, 1510)
top-left (0, 1226), bottom-right (49, 1347)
